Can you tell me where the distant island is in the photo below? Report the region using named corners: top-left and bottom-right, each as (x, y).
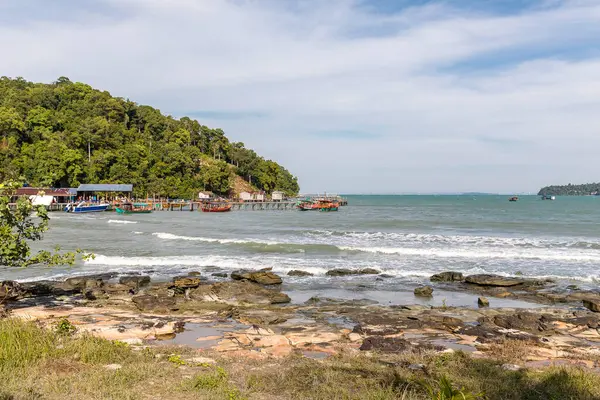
top-left (538, 183), bottom-right (600, 196)
top-left (0, 77), bottom-right (299, 198)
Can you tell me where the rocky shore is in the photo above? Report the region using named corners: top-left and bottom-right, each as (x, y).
top-left (2, 269), bottom-right (600, 370)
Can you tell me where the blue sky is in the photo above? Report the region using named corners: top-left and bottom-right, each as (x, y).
top-left (1, 0), bottom-right (600, 193)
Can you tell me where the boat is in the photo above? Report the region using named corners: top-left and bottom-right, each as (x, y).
top-left (115, 202), bottom-right (153, 214)
top-left (64, 201), bottom-right (110, 213)
top-left (541, 195), bottom-right (556, 200)
top-left (317, 200), bottom-right (339, 212)
top-left (201, 202), bottom-right (232, 212)
top-left (297, 201), bottom-right (318, 211)
top-left (508, 196), bottom-right (518, 202)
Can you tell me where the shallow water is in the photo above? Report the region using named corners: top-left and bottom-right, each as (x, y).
top-left (3, 195), bottom-right (600, 302)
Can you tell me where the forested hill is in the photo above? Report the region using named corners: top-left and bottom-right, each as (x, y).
top-left (0, 77), bottom-right (299, 198)
top-left (538, 183), bottom-right (600, 196)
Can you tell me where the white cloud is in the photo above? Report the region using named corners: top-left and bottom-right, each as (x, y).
top-left (1, 0), bottom-right (600, 193)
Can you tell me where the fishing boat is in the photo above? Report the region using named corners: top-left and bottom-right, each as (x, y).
top-left (509, 196), bottom-right (519, 202)
top-left (297, 201), bottom-right (318, 211)
top-left (317, 200), bottom-right (339, 212)
top-left (115, 202), bottom-right (153, 214)
top-left (64, 201), bottom-right (110, 213)
top-left (201, 202), bottom-right (232, 212)
top-left (541, 195), bottom-right (556, 200)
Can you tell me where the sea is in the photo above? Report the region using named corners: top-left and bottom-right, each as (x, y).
top-left (4, 195), bottom-right (600, 307)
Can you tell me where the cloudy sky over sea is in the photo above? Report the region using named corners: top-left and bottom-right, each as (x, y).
top-left (2, 0), bottom-right (599, 193)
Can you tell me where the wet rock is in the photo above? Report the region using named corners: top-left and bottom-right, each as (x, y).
top-left (188, 271), bottom-right (201, 277)
top-left (566, 284), bottom-right (580, 291)
top-left (414, 286), bottom-right (433, 297)
top-left (326, 268), bottom-right (380, 276)
top-left (231, 270), bottom-right (283, 285)
top-left (64, 277), bottom-right (104, 290)
top-left (212, 272), bottom-right (228, 278)
top-left (583, 299), bottom-right (600, 313)
top-left (171, 277), bottom-right (202, 289)
top-left (119, 276), bottom-right (151, 289)
top-left (465, 274), bottom-right (526, 287)
top-left (131, 294), bottom-right (178, 312)
top-left (287, 270), bottom-right (314, 277)
top-left (430, 271), bottom-right (464, 282)
top-left (0, 281), bottom-right (25, 301)
top-left (84, 289), bottom-right (108, 300)
top-left (478, 297), bottom-right (490, 307)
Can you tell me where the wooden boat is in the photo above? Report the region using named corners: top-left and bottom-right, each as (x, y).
top-left (201, 202), bottom-right (232, 213)
top-left (318, 200), bottom-right (339, 211)
top-left (297, 201), bottom-right (318, 211)
top-left (115, 202), bottom-right (153, 214)
top-left (509, 196), bottom-right (519, 202)
top-left (64, 202), bottom-right (109, 213)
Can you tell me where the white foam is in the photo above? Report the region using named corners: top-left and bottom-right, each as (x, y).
top-left (108, 220), bottom-right (138, 224)
top-left (152, 232), bottom-right (279, 245)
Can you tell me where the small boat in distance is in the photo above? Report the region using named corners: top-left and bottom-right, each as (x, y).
top-left (64, 201), bottom-right (110, 213)
top-left (509, 196), bottom-right (519, 202)
top-left (115, 202), bottom-right (153, 214)
top-left (541, 195), bottom-right (556, 200)
top-left (201, 202), bottom-right (232, 212)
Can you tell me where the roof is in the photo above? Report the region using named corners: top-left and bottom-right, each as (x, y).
top-left (16, 188), bottom-right (73, 197)
top-left (77, 184), bottom-right (133, 192)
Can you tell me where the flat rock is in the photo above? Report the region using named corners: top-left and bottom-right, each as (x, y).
top-left (287, 270), bottom-right (314, 277)
top-left (359, 336), bottom-right (441, 353)
top-left (64, 277), bottom-right (104, 290)
top-left (465, 274), bottom-right (526, 287)
top-left (119, 276), bottom-right (151, 288)
top-left (430, 272), bottom-right (464, 282)
top-left (131, 294), bottom-right (178, 312)
top-left (84, 289), bottom-right (108, 300)
top-left (190, 281), bottom-right (290, 305)
top-left (231, 270), bottom-right (283, 285)
top-left (326, 268), bottom-right (380, 277)
top-left (171, 277), bottom-right (202, 289)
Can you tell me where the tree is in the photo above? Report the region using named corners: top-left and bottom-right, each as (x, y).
top-left (0, 181), bottom-right (90, 268)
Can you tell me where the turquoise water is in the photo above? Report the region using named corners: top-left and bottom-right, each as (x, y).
top-left (4, 195), bottom-right (600, 291)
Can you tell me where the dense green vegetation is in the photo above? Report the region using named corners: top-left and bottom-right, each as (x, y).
top-left (0, 77), bottom-right (299, 198)
top-left (538, 183), bottom-right (600, 196)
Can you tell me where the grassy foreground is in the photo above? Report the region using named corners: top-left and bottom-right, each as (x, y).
top-left (1, 318), bottom-right (600, 400)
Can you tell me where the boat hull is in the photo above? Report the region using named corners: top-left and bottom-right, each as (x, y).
top-left (115, 208), bottom-right (153, 214)
top-left (65, 204), bottom-right (109, 213)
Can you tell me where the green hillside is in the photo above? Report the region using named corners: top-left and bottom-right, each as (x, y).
top-left (0, 77), bottom-right (299, 198)
top-left (538, 183), bottom-right (600, 196)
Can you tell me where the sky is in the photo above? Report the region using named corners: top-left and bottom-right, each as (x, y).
top-left (1, 0), bottom-right (600, 194)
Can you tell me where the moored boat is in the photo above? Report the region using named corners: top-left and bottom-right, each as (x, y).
top-left (64, 201), bottom-right (110, 213)
top-left (508, 196), bottom-right (519, 202)
top-left (541, 195), bottom-right (556, 200)
top-left (201, 202), bottom-right (232, 212)
top-left (115, 202), bottom-right (153, 214)
top-left (317, 200), bottom-right (339, 211)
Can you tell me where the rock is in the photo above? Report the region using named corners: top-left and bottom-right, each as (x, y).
top-left (64, 277), bottom-right (104, 290)
top-left (360, 337), bottom-right (440, 353)
top-left (408, 364), bottom-right (426, 371)
top-left (430, 271), bottom-right (464, 282)
top-left (188, 357), bottom-right (216, 365)
top-left (171, 277), bottom-right (202, 289)
top-left (248, 271), bottom-right (283, 285)
top-left (104, 364), bottom-right (122, 370)
top-left (190, 281), bottom-right (290, 305)
top-left (131, 294), bottom-right (178, 312)
top-left (212, 272), bottom-right (228, 278)
top-left (583, 299), bottom-right (600, 313)
top-left (119, 276), bottom-right (151, 289)
top-left (287, 270), bottom-right (314, 277)
top-left (358, 268), bottom-right (381, 275)
top-left (231, 270), bottom-right (282, 285)
top-left (501, 364), bottom-right (522, 371)
top-left (414, 286), bottom-right (433, 297)
top-left (348, 333), bottom-right (362, 342)
top-left (465, 274), bottom-right (526, 287)
top-left (188, 271), bottom-right (201, 277)
top-left (84, 289), bottom-right (108, 300)
top-left (478, 297), bottom-right (490, 307)
top-left (0, 281), bottom-right (25, 301)
top-left (492, 313), bottom-right (549, 332)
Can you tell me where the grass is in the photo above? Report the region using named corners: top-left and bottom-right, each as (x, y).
top-left (1, 318), bottom-right (599, 399)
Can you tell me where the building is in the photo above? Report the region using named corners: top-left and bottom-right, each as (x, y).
top-left (272, 191), bottom-right (284, 202)
top-left (239, 191), bottom-right (266, 202)
top-left (76, 184), bottom-right (133, 201)
top-left (198, 191), bottom-right (213, 200)
top-left (13, 187), bottom-right (75, 205)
